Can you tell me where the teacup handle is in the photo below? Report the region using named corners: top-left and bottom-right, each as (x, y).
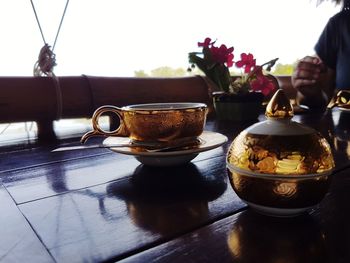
top-left (81, 105), bottom-right (128, 143)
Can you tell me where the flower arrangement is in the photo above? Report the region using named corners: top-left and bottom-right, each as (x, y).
top-left (188, 37), bottom-right (279, 97)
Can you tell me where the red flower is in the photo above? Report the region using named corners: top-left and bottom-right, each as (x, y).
top-left (250, 68), bottom-right (275, 96)
top-left (190, 37), bottom-right (278, 94)
top-left (235, 53), bottom-right (256, 73)
top-left (210, 44), bottom-right (234, 67)
top-left (226, 53), bottom-right (234, 67)
top-left (198, 37), bottom-right (212, 48)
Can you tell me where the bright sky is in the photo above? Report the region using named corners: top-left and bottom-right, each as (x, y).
top-left (0, 0), bottom-right (340, 76)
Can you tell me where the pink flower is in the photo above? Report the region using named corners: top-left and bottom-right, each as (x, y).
top-left (198, 37), bottom-right (212, 48)
top-left (189, 37), bottom-right (278, 95)
top-left (210, 44), bottom-right (234, 67)
top-left (226, 53), bottom-right (234, 67)
top-left (236, 53), bottom-right (256, 73)
top-left (250, 69), bottom-right (275, 96)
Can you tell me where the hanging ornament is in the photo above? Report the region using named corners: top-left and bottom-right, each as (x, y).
top-left (30, 0), bottom-right (70, 120)
top-left (34, 44), bottom-right (56, 76)
top-left (30, 0), bottom-right (70, 76)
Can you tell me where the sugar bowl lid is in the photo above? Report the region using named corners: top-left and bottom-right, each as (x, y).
top-left (227, 89), bottom-right (334, 175)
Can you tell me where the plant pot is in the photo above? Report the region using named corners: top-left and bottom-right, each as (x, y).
top-left (212, 91), bottom-right (264, 121)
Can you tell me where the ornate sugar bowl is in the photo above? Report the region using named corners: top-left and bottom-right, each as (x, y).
top-left (226, 89), bottom-right (335, 217)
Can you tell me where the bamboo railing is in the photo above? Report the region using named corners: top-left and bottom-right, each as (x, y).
top-left (0, 75), bottom-right (216, 141)
top-left (0, 75), bottom-right (293, 142)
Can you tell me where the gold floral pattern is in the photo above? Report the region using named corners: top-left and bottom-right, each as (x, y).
top-left (273, 182), bottom-right (297, 197)
top-left (227, 132), bottom-right (334, 175)
top-left (256, 156), bottom-right (277, 173)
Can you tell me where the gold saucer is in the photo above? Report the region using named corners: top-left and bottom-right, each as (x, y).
top-left (103, 131), bottom-right (228, 166)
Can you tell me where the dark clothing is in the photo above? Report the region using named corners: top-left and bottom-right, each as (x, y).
top-left (315, 8), bottom-right (350, 89)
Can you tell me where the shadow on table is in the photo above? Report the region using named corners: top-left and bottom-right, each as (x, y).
top-left (106, 163), bottom-right (227, 235)
top-left (227, 210), bottom-right (328, 263)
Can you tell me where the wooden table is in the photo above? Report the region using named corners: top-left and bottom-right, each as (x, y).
top-left (1, 109), bottom-right (350, 263)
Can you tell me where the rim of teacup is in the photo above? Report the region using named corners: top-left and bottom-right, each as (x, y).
top-left (123, 102), bottom-right (207, 111)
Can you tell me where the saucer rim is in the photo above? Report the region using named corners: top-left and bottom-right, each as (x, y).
top-left (338, 106), bottom-right (350, 112)
top-left (103, 131), bottom-right (228, 157)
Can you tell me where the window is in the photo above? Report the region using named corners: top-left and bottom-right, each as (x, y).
top-left (0, 0), bottom-right (340, 77)
top-left (0, 0), bottom-right (341, 144)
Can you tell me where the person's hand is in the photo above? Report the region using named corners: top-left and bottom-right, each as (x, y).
top-left (291, 56), bottom-right (326, 97)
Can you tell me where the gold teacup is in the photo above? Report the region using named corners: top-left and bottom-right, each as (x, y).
top-left (81, 102), bottom-right (208, 145)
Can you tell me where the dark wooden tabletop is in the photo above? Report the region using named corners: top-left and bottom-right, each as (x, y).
top-left (1, 109), bottom-right (350, 263)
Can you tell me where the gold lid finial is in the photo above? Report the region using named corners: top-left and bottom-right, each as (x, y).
top-left (265, 89), bottom-right (294, 119)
